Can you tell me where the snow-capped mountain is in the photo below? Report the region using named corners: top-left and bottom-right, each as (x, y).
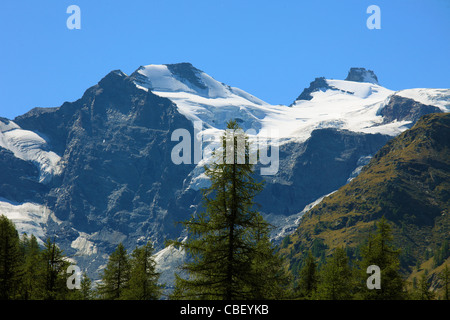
top-left (131, 63), bottom-right (447, 143)
top-left (0, 63), bottom-right (448, 287)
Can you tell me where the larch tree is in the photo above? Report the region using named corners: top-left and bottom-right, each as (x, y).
top-left (97, 242), bottom-right (130, 300)
top-left (296, 250), bottom-right (318, 299)
top-left (122, 241), bottom-right (161, 300)
top-left (357, 216), bottom-right (406, 300)
top-left (0, 215), bottom-right (22, 299)
top-left (170, 120), bottom-right (287, 300)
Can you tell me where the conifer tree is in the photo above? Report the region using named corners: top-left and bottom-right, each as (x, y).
top-left (40, 238), bottom-right (71, 300)
top-left (0, 215), bottom-right (22, 299)
top-left (122, 241), bottom-right (161, 300)
top-left (357, 216), bottom-right (406, 300)
top-left (98, 243), bottom-right (130, 300)
top-left (315, 247), bottom-right (354, 300)
top-left (81, 272), bottom-right (93, 300)
top-left (296, 250), bottom-right (318, 299)
top-left (438, 265), bottom-right (449, 300)
top-left (246, 214), bottom-right (289, 299)
top-left (171, 120), bottom-right (286, 300)
top-left (415, 272), bottom-right (435, 300)
top-left (19, 234), bottom-right (43, 299)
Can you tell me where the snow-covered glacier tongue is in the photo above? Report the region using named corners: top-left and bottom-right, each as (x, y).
top-left (0, 118), bottom-right (62, 184)
top-left (130, 62), bottom-right (271, 133)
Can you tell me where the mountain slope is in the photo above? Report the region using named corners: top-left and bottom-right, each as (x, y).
top-left (11, 70), bottom-right (198, 276)
top-left (282, 113), bottom-right (450, 278)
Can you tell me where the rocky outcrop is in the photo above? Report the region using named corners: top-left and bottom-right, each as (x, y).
top-left (345, 67), bottom-right (379, 84)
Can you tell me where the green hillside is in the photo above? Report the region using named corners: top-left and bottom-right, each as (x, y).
top-left (281, 113), bottom-right (450, 296)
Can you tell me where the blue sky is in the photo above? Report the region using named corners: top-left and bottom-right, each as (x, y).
top-left (0, 0), bottom-right (449, 119)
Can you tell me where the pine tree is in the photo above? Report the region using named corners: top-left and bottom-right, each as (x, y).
top-left (19, 234), bottom-right (43, 299)
top-left (246, 214), bottom-right (290, 299)
top-left (122, 241), bottom-right (161, 300)
top-left (170, 120), bottom-right (286, 300)
top-left (296, 250), bottom-right (318, 299)
top-left (78, 272), bottom-right (93, 300)
top-left (40, 238), bottom-right (71, 300)
top-left (0, 215), bottom-right (22, 299)
top-left (438, 265), bottom-right (449, 300)
top-left (415, 272), bottom-right (435, 300)
top-left (315, 247), bottom-right (354, 300)
top-left (97, 243), bottom-right (130, 300)
top-left (357, 216), bottom-right (406, 300)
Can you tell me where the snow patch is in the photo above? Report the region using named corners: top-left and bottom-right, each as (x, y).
top-left (347, 155), bottom-right (373, 183)
top-left (71, 233), bottom-right (98, 256)
top-left (0, 119), bottom-right (62, 183)
top-left (154, 239), bottom-right (187, 288)
top-left (0, 198), bottom-right (52, 244)
top-left (395, 88), bottom-right (450, 112)
top-left (266, 191), bottom-right (336, 244)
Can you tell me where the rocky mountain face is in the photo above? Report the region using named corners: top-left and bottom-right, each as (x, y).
top-left (378, 95), bottom-right (442, 124)
top-left (0, 64), bottom-right (448, 283)
top-left (293, 77), bottom-right (331, 101)
top-left (255, 128), bottom-right (391, 218)
top-left (281, 113), bottom-right (450, 281)
top-left (11, 70), bottom-right (200, 275)
top-left (345, 67), bottom-right (379, 84)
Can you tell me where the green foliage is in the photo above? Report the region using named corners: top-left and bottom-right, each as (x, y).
top-left (19, 234), bottom-right (42, 299)
top-left (40, 238), bottom-right (71, 300)
top-left (79, 272), bottom-right (93, 300)
top-left (170, 120), bottom-right (288, 300)
top-left (356, 217), bottom-right (406, 300)
top-left (433, 240), bottom-right (449, 268)
top-left (291, 217), bottom-right (413, 300)
top-left (314, 247), bottom-right (355, 300)
top-left (122, 241), bottom-right (162, 300)
top-left (0, 215), bottom-right (22, 299)
top-left (97, 243), bottom-right (131, 300)
top-left (0, 215), bottom-right (78, 300)
top-left (281, 236), bottom-right (291, 249)
top-left (311, 238), bottom-right (328, 266)
top-left (410, 272), bottom-right (435, 300)
top-left (296, 251), bottom-right (318, 299)
top-left (0, 215), bottom-right (163, 300)
top-left (438, 265), bottom-right (450, 300)
top-left (283, 114), bottom-right (450, 300)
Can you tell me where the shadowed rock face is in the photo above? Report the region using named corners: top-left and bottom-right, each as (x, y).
top-left (255, 128), bottom-right (392, 216)
top-left (293, 68), bottom-right (379, 103)
top-left (378, 95), bottom-right (442, 125)
top-left (294, 77), bottom-right (331, 102)
top-left (12, 70), bottom-right (198, 277)
top-left (345, 67), bottom-right (379, 84)
top-left (0, 145), bottom-right (49, 203)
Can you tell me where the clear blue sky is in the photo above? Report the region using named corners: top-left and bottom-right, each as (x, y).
top-left (0, 0), bottom-right (449, 119)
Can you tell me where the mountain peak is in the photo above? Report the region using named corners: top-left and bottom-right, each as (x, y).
top-left (345, 67), bottom-right (379, 84)
top-left (130, 63), bottom-right (209, 94)
top-left (293, 77), bottom-right (331, 102)
top-left (164, 62), bottom-right (208, 90)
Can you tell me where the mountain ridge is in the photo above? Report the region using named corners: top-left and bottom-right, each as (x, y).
top-left (281, 113), bottom-right (450, 283)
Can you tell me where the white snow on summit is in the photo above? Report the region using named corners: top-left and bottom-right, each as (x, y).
top-left (132, 65), bottom-right (433, 147)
